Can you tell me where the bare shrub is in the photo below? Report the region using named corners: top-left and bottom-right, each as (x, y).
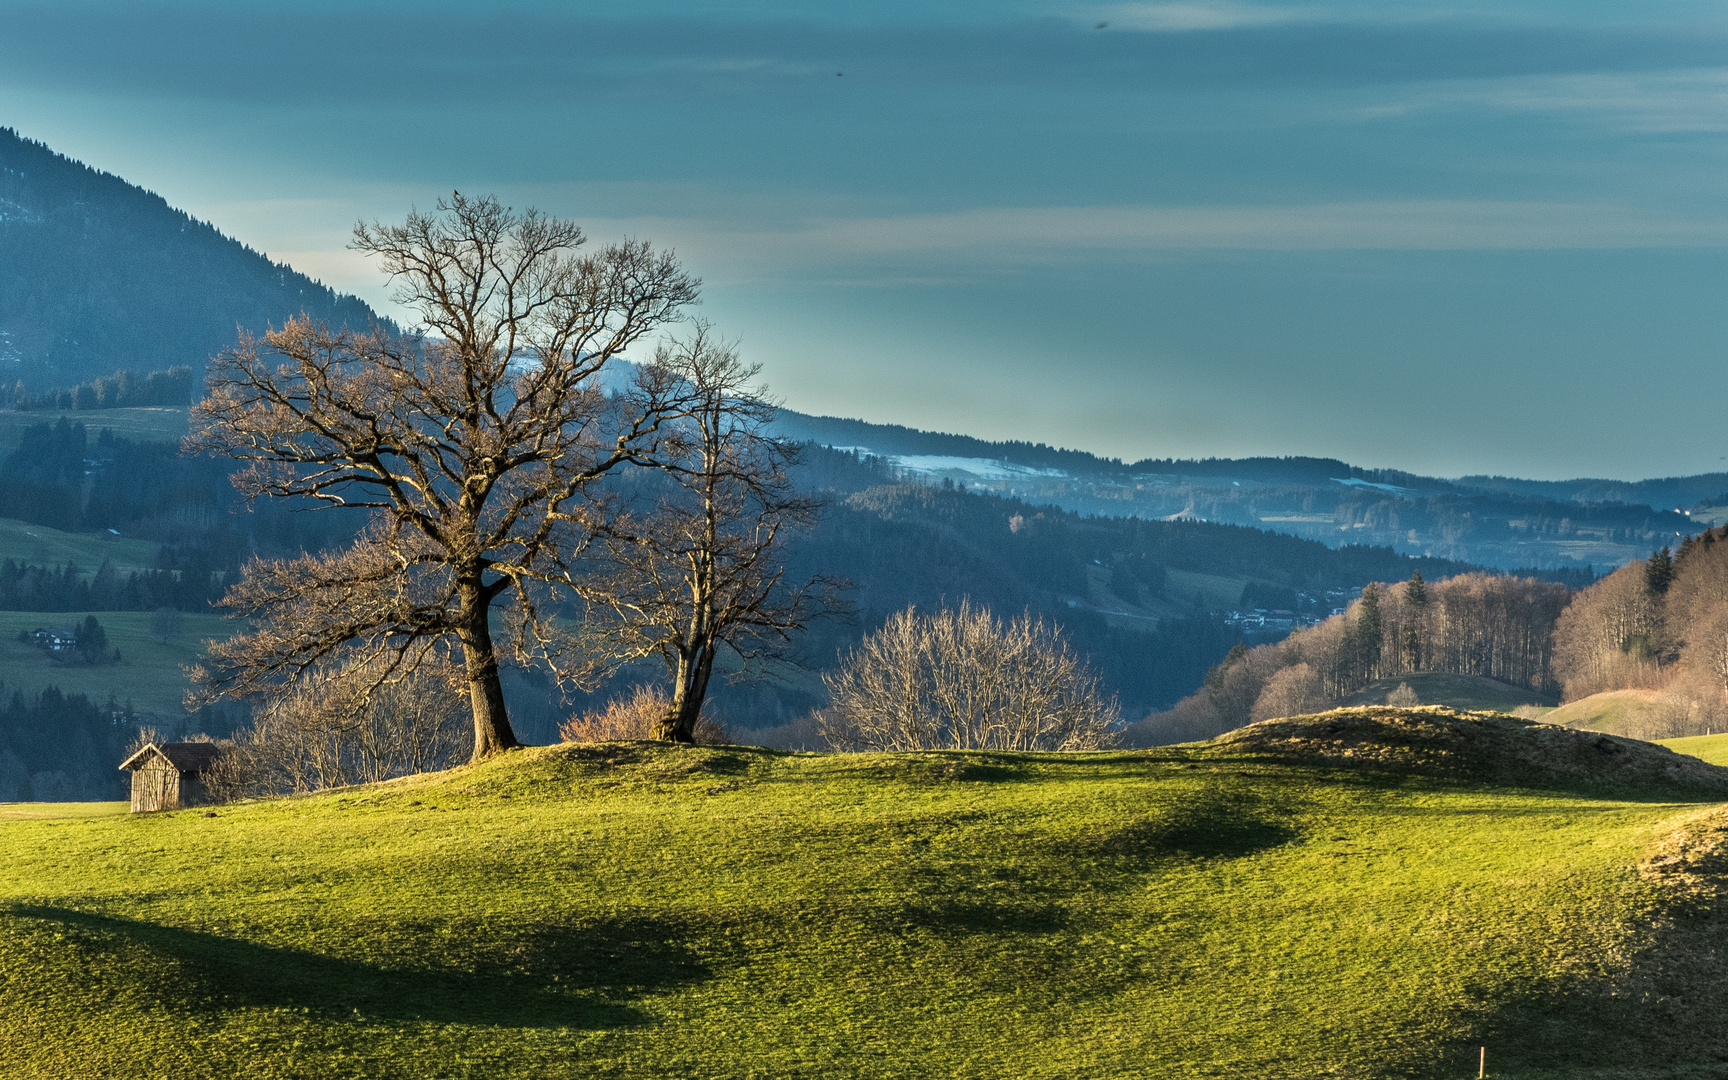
top-left (819, 602), bottom-right (1119, 752)
top-left (1386, 682), bottom-right (1420, 707)
top-left (557, 685), bottom-right (729, 745)
top-left (212, 661), bottom-right (471, 799)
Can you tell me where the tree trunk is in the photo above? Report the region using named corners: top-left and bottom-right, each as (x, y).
top-left (458, 583), bottom-right (519, 760)
top-left (652, 640), bottom-right (714, 743)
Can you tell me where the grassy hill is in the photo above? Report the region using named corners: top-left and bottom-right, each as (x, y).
top-left (0, 610), bottom-right (231, 716)
top-left (1338, 673), bottom-right (1560, 713)
top-left (1543, 689), bottom-right (1667, 735)
top-left (5, 707), bottom-right (1728, 1078)
top-left (0, 406), bottom-right (190, 450)
top-left (0, 517), bottom-right (161, 576)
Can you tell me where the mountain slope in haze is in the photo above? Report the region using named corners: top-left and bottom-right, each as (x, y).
top-left (0, 128), bottom-right (384, 387)
top-left (777, 411), bottom-right (1695, 573)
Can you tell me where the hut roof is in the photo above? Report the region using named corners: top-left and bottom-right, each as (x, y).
top-left (118, 742), bottom-right (223, 774)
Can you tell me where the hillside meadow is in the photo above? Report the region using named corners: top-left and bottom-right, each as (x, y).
top-left (0, 517), bottom-right (161, 577)
top-left (0, 406), bottom-right (190, 449)
top-left (5, 708), bottom-right (1728, 1079)
top-left (0, 610), bottom-right (233, 717)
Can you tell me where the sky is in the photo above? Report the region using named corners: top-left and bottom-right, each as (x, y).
top-left (4, 0), bottom-right (1728, 480)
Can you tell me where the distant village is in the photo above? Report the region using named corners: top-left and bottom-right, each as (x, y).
top-left (1224, 588), bottom-right (1356, 636)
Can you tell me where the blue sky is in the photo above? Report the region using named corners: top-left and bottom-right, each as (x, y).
top-left (5, 0), bottom-right (1728, 479)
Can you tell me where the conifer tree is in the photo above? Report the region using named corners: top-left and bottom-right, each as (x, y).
top-left (1645, 546), bottom-right (1676, 595)
top-left (1402, 571), bottom-right (1426, 672)
top-left (1355, 582), bottom-right (1382, 684)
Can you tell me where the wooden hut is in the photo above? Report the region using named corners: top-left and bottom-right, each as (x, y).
top-left (119, 742), bottom-right (222, 812)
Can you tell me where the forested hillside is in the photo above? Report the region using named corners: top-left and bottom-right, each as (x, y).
top-left (0, 128), bottom-right (383, 387)
top-left (1135, 571), bottom-right (1574, 745)
top-left (1545, 529), bottom-right (1728, 738)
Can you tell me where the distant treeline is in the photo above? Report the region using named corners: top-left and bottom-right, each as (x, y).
top-left (1135, 571), bottom-right (1575, 744)
top-left (0, 418), bottom-right (365, 611)
top-left (1549, 528), bottom-right (1728, 737)
top-left (0, 559), bottom-right (226, 612)
top-left (2, 365), bottom-right (195, 410)
top-left (0, 684), bottom-right (130, 801)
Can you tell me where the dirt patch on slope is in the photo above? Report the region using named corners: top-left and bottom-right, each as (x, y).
top-left (1203, 705), bottom-right (1728, 798)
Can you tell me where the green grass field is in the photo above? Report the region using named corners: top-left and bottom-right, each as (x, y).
top-left (0, 517), bottom-right (162, 576)
top-left (4, 710), bottom-right (1728, 1079)
top-left (0, 611), bottom-right (233, 716)
top-left (1164, 568), bottom-right (1248, 611)
top-left (0, 406), bottom-right (190, 448)
top-left (1661, 732), bottom-right (1728, 767)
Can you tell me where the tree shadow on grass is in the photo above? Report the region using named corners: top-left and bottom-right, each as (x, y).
top-left (1430, 809), bottom-right (1728, 1079)
top-left (1438, 914), bottom-right (1728, 1080)
top-left (6, 903), bottom-right (710, 1030)
top-left (1082, 785), bottom-right (1298, 863)
top-left (888, 897), bottom-right (1072, 937)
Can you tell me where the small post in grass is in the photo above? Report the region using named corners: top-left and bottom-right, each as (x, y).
top-left (1478, 1045), bottom-right (1486, 1078)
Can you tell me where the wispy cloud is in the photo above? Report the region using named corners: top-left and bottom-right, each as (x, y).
top-left (1363, 68), bottom-right (1728, 131)
top-left (582, 201), bottom-right (1728, 282)
top-left (1095, 2), bottom-right (1328, 32)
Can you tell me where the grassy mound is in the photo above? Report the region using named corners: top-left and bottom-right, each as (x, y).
top-left (3, 735), bottom-right (1728, 1078)
top-left (1206, 705), bottom-right (1728, 797)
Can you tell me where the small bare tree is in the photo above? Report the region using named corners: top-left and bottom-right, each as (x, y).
top-left (1386, 682), bottom-right (1420, 707)
top-left (150, 607), bottom-right (183, 644)
top-left (819, 601), bottom-right (1119, 752)
top-left (186, 193), bottom-right (699, 760)
top-left (1249, 662), bottom-right (1329, 722)
top-left (570, 328), bottom-right (839, 742)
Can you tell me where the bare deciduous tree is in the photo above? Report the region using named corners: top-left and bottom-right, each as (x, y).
top-left (819, 602), bottom-right (1119, 752)
top-left (570, 328), bottom-right (839, 742)
top-left (1249, 662), bottom-right (1327, 722)
top-left (186, 193), bottom-right (699, 759)
top-left (150, 607), bottom-right (183, 644)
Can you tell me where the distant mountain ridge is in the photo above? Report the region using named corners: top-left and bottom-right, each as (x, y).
top-left (776, 410), bottom-right (1724, 510)
top-left (0, 127), bottom-right (386, 388)
top-left (773, 411), bottom-right (1708, 572)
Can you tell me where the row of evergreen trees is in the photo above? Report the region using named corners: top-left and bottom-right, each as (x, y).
top-left (0, 684), bottom-right (132, 801)
top-left (0, 680), bottom-right (244, 801)
top-left (0, 558), bottom-right (227, 613)
top-left (2, 366), bottom-right (195, 411)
